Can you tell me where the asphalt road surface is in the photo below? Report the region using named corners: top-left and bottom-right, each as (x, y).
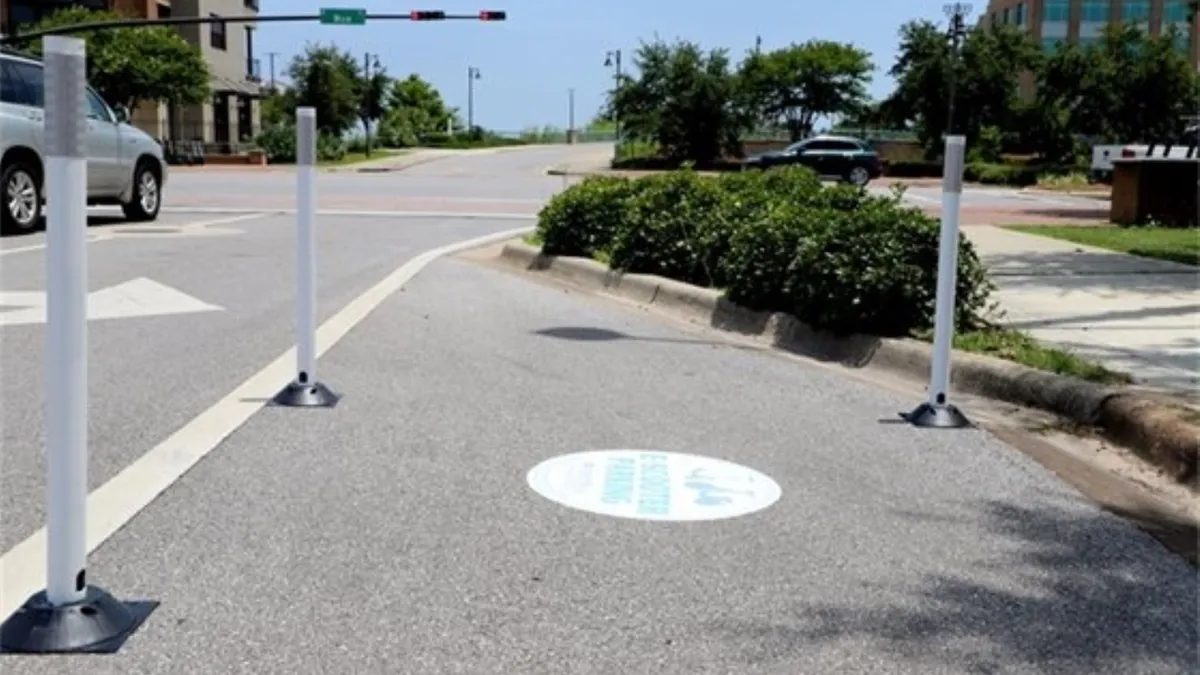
top-left (0, 145), bottom-right (1192, 673)
top-left (161, 145), bottom-right (575, 215)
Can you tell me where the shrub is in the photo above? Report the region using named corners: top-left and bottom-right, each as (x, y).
top-left (964, 162), bottom-right (1038, 186)
top-left (536, 176), bottom-right (635, 258)
top-left (255, 123), bottom-right (346, 163)
top-left (533, 165), bottom-right (994, 337)
top-left (607, 169), bottom-right (732, 286)
top-left (256, 123), bottom-right (296, 163)
top-left (721, 201), bottom-right (832, 311)
top-left (783, 197), bottom-right (992, 336)
top-left (968, 125), bottom-right (1004, 163)
top-left (317, 133), bottom-right (347, 162)
top-left (883, 160), bottom-right (943, 178)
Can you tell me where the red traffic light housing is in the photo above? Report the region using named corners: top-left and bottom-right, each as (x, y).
top-left (479, 10), bottom-right (506, 20)
top-left (410, 10), bottom-right (446, 20)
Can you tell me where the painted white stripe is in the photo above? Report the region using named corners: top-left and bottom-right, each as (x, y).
top-left (0, 213), bottom-right (272, 258)
top-left (161, 207), bottom-right (537, 220)
top-left (0, 225), bottom-right (534, 620)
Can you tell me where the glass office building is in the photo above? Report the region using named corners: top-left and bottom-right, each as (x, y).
top-left (983, 0), bottom-right (1197, 61)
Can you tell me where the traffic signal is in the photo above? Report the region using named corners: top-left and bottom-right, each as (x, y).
top-left (478, 10), bottom-right (506, 20)
top-left (410, 10), bottom-right (446, 20)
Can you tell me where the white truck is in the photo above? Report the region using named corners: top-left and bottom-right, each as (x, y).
top-left (1090, 125), bottom-right (1200, 183)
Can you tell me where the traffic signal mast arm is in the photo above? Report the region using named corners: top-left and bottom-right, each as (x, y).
top-left (0, 10), bottom-right (506, 46)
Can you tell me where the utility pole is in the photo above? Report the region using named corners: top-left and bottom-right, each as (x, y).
top-left (467, 66), bottom-right (481, 134)
top-left (944, 3), bottom-right (971, 138)
top-left (267, 51), bottom-right (281, 92)
top-left (755, 35), bottom-right (762, 55)
top-left (362, 52), bottom-right (381, 157)
top-left (604, 49), bottom-right (622, 144)
top-left (568, 88), bottom-right (576, 143)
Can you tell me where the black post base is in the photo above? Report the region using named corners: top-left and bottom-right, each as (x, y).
top-left (904, 402), bottom-right (971, 429)
top-left (0, 586), bottom-right (135, 654)
top-left (271, 380), bottom-right (340, 408)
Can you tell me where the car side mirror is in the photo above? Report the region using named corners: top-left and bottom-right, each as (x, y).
top-left (113, 104), bottom-right (129, 123)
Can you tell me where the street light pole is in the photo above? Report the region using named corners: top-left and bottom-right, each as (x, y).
top-left (604, 49), bottom-right (622, 144)
top-left (362, 52), bottom-right (380, 157)
top-left (944, 2), bottom-right (971, 138)
top-left (467, 66), bottom-right (481, 134)
top-left (568, 87), bottom-right (576, 143)
top-left (267, 51), bottom-right (281, 91)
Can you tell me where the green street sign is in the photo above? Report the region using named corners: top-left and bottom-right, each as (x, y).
top-left (319, 8), bottom-right (367, 25)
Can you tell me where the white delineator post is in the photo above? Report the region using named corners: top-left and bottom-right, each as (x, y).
top-left (270, 107), bottom-right (338, 407)
top-left (295, 107), bottom-right (317, 386)
top-left (0, 35), bottom-right (136, 654)
top-left (907, 134), bottom-right (970, 428)
top-left (43, 35), bottom-right (90, 606)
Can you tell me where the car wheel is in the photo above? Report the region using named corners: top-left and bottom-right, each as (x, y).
top-left (1, 161), bottom-right (43, 234)
top-left (846, 166), bottom-right (871, 187)
top-left (122, 160), bottom-right (161, 222)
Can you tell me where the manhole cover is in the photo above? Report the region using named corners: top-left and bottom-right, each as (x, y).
top-left (526, 449), bottom-right (781, 521)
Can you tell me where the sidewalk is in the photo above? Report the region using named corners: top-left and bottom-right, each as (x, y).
top-left (964, 225), bottom-right (1199, 396)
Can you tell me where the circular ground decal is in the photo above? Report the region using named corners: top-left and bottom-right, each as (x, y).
top-left (526, 450), bottom-right (781, 521)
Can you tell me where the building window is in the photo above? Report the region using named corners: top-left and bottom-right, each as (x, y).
top-left (1163, 0), bottom-right (1189, 22)
top-left (1015, 2), bottom-right (1026, 25)
top-left (244, 0), bottom-right (259, 9)
top-left (1080, 0), bottom-right (1109, 22)
top-left (1042, 0), bottom-right (1070, 46)
top-left (157, 2), bottom-right (171, 19)
top-left (1043, 0), bottom-right (1070, 22)
top-left (1078, 0), bottom-right (1110, 43)
top-left (210, 14), bottom-right (227, 50)
top-left (1122, 0), bottom-right (1150, 21)
top-left (1003, 7), bottom-right (1010, 23)
top-left (1163, 1), bottom-right (1191, 53)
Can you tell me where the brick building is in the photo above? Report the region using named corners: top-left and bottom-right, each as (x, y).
top-left (0, 0), bottom-right (262, 152)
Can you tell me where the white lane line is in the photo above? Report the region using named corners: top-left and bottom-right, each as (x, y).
top-left (162, 206), bottom-right (537, 220)
top-left (0, 225), bottom-right (533, 620)
top-left (0, 213), bottom-right (273, 258)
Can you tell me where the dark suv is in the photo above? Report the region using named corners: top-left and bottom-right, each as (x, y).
top-left (742, 135), bottom-right (883, 186)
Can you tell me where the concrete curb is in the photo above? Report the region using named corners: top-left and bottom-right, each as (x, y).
top-left (500, 241), bottom-right (1198, 486)
top-left (1019, 187), bottom-right (1111, 200)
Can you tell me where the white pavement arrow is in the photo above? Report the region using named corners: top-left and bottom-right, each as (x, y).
top-left (0, 277), bottom-right (223, 327)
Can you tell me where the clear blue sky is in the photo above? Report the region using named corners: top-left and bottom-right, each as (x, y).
top-left (256, 0), bottom-right (968, 132)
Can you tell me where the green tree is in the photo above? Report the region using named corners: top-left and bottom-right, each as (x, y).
top-left (21, 7), bottom-right (210, 112)
top-left (609, 39), bottom-right (748, 163)
top-left (738, 40), bottom-right (874, 141)
top-left (287, 43), bottom-right (361, 136)
top-left (260, 87), bottom-right (297, 127)
top-left (379, 74), bottom-right (457, 146)
top-left (886, 21), bottom-right (1037, 156)
top-left (1026, 22), bottom-right (1199, 161)
top-left (357, 62), bottom-right (390, 156)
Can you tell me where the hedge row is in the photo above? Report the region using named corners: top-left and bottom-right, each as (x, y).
top-left (536, 166), bottom-right (994, 337)
top-left (883, 159), bottom-right (1083, 186)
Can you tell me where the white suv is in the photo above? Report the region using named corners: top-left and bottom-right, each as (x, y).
top-left (1, 50), bottom-right (167, 233)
